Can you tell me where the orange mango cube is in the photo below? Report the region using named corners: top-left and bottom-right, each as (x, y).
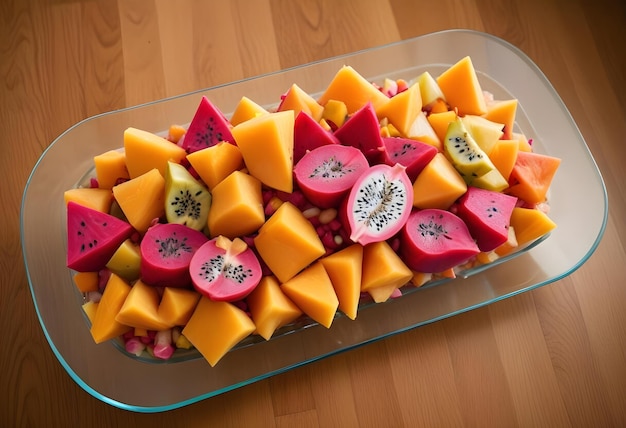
top-left (158, 287), bottom-right (202, 327)
top-left (231, 110), bottom-right (295, 193)
top-left (90, 273), bottom-right (133, 344)
top-left (207, 170), bottom-right (265, 239)
top-left (361, 241), bottom-right (413, 300)
top-left (186, 141), bottom-right (244, 190)
top-left (112, 168), bottom-right (165, 233)
top-left (254, 202), bottom-right (326, 283)
top-left (437, 56), bottom-right (487, 116)
top-left (376, 82), bottom-right (422, 137)
top-left (412, 153), bottom-right (467, 209)
top-left (115, 280), bottom-right (170, 331)
top-left (182, 297), bottom-right (256, 367)
top-left (123, 127), bottom-right (187, 179)
top-left (277, 83), bottom-right (324, 122)
top-left (319, 244), bottom-right (363, 320)
top-left (280, 262), bottom-right (339, 329)
top-left (230, 96), bottom-right (270, 126)
top-left (93, 150), bottom-right (129, 189)
top-left (63, 187), bottom-right (112, 213)
top-left (246, 275), bottom-right (303, 340)
top-left (318, 65), bottom-right (389, 114)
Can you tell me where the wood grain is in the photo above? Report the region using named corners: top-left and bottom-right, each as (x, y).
top-left (2, 0), bottom-right (625, 426)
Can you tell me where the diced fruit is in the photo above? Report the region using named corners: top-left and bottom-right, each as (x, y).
top-left (318, 65), bottom-right (389, 114)
top-left (293, 144), bottom-right (369, 209)
top-left (82, 300), bottom-right (99, 324)
top-left (444, 117), bottom-right (497, 184)
top-left (66, 202), bottom-right (133, 272)
top-left (416, 71), bottom-right (446, 108)
top-left (367, 283), bottom-right (401, 303)
top-left (455, 187), bottom-right (518, 252)
top-left (182, 296), bottom-right (256, 367)
top-left (484, 99), bottom-right (518, 140)
top-left (461, 115), bottom-right (504, 155)
top-left (246, 275), bottom-right (303, 340)
top-left (112, 168), bottom-right (166, 234)
top-left (164, 161), bottom-right (212, 231)
top-left (471, 168), bottom-right (509, 193)
top-left (93, 150), bottom-right (130, 189)
top-left (89, 273), bottom-right (133, 344)
top-left (254, 201), bottom-right (326, 283)
top-left (400, 209), bottom-right (480, 273)
top-left (375, 82), bottom-right (422, 137)
top-left (140, 223), bottom-right (208, 288)
top-left (115, 279), bottom-right (170, 331)
top-left (230, 96), bottom-right (269, 126)
top-left (321, 99), bottom-right (348, 129)
top-left (488, 139), bottom-right (520, 181)
top-left (437, 56), bottom-right (487, 116)
top-left (207, 170), bottom-right (265, 239)
top-left (231, 110), bottom-right (295, 193)
top-left (494, 225), bottom-right (519, 256)
top-left (379, 137), bottom-right (438, 182)
top-left (186, 141), bottom-right (245, 191)
top-left (63, 188), bottom-right (112, 213)
top-left (181, 96), bottom-right (235, 153)
top-left (157, 287), bottom-right (201, 327)
top-left (406, 110), bottom-right (442, 151)
top-left (105, 238), bottom-right (141, 281)
top-left (72, 271), bottom-right (99, 293)
top-left (334, 102), bottom-right (385, 163)
top-left (293, 110), bottom-right (340, 165)
top-left (123, 127), bottom-right (187, 178)
top-left (277, 83), bottom-right (324, 122)
top-left (341, 163), bottom-right (413, 246)
top-left (361, 240), bottom-right (413, 301)
top-left (189, 236), bottom-right (262, 302)
top-left (412, 153), bottom-right (467, 210)
top-left (506, 151), bottom-right (561, 204)
top-left (167, 124), bottom-right (186, 143)
top-left (509, 207), bottom-right (557, 245)
top-left (319, 244), bottom-right (363, 320)
top-left (427, 110), bottom-right (457, 143)
top-left (280, 261), bottom-right (339, 328)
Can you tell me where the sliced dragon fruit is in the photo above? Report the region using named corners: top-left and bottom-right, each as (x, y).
top-left (66, 201), bottom-right (133, 272)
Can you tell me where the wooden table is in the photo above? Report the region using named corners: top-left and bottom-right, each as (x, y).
top-left (3, 0), bottom-right (625, 426)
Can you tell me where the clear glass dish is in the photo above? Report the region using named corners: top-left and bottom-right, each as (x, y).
top-left (21, 29), bottom-right (607, 412)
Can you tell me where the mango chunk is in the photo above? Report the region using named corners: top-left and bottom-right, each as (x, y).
top-left (412, 153), bottom-right (467, 209)
top-left (63, 188), bottom-right (112, 213)
top-left (361, 241), bottom-right (413, 297)
top-left (322, 99), bottom-right (348, 128)
top-left (318, 65), bottom-right (389, 114)
top-left (82, 300), bottom-right (99, 324)
top-left (484, 99), bottom-right (518, 140)
top-left (207, 170), bottom-right (265, 239)
top-left (375, 82), bottom-right (422, 137)
top-left (509, 207), bottom-right (557, 246)
top-left (158, 287), bottom-right (202, 327)
top-left (254, 202), bottom-right (326, 283)
top-left (182, 297), bottom-right (256, 367)
top-left (186, 141), bottom-right (245, 190)
top-left (112, 168), bottom-right (165, 233)
top-left (115, 280), bottom-right (170, 331)
top-left (319, 244), bottom-right (363, 320)
top-left (93, 150), bottom-right (129, 189)
top-left (488, 139), bottom-right (520, 181)
top-left (368, 283), bottom-right (400, 303)
top-left (123, 127), bottom-right (187, 179)
top-left (277, 83), bottom-right (324, 122)
top-left (280, 262), bottom-right (339, 329)
top-left (72, 271), bottom-right (99, 293)
top-left (230, 96), bottom-right (270, 126)
top-left (246, 275), bottom-right (303, 340)
top-left (231, 110), bottom-right (295, 193)
top-left (437, 56), bottom-right (487, 116)
top-left (90, 273), bottom-right (132, 344)
top-left (427, 110), bottom-right (457, 143)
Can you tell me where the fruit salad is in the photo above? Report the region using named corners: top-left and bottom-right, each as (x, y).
top-left (64, 56), bottom-right (560, 367)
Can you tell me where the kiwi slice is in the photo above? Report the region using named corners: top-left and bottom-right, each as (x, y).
top-left (444, 118), bottom-right (496, 184)
top-left (164, 161), bottom-right (212, 231)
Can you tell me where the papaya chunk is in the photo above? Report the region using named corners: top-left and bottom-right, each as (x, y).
top-left (506, 151), bottom-right (561, 204)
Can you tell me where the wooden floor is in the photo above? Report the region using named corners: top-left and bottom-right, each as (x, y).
top-left (2, 0), bottom-right (625, 426)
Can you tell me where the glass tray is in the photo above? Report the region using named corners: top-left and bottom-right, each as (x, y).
top-left (21, 29), bottom-right (607, 412)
